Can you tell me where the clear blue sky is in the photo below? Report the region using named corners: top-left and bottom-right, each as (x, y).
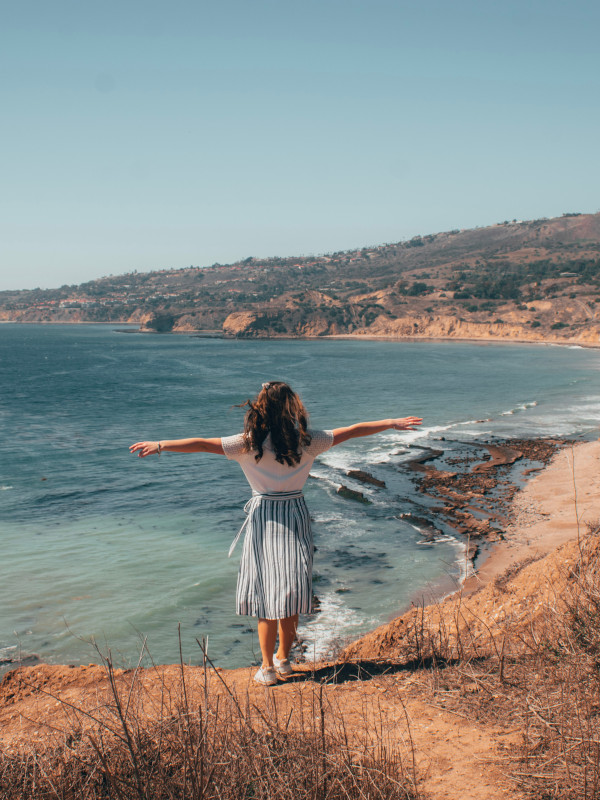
top-left (1, 0), bottom-right (599, 290)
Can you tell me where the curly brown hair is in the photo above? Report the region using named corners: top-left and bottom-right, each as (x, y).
top-left (240, 382), bottom-right (312, 466)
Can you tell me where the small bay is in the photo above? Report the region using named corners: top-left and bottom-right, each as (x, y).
top-left (1, 324), bottom-right (598, 670)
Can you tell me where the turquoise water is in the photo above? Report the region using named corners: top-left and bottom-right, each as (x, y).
top-left (1, 324), bottom-right (599, 669)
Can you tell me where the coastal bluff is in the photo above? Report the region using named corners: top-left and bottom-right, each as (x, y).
top-left (2, 439), bottom-right (599, 799)
top-left (2, 212), bottom-right (600, 347)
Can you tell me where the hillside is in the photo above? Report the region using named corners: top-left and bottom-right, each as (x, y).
top-left (2, 212), bottom-right (600, 344)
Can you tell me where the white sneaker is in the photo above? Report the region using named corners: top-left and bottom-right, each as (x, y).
top-left (273, 656), bottom-right (293, 676)
top-left (254, 666), bottom-right (278, 686)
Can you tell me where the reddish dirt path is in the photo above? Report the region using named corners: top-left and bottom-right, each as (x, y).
top-left (0, 660), bottom-right (525, 799)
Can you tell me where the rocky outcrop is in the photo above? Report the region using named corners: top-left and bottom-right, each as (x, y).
top-left (222, 310), bottom-right (337, 338)
top-left (222, 311), bottom-right (262, 336)
top-left (346, 470), bottom-right (386, 488)
top-left (337, 485), bottom-right (371, 504)
top-left (139, 313), bottom-right (177, 332)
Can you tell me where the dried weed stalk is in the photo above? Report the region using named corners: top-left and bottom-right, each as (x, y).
top-left (402, 522), bottom-right (600, 800)
top-left (0, 634), bottom-right (418, 800)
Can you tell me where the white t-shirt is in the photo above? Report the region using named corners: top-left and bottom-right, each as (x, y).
top-left (221, 429), bottom-right (334, 494)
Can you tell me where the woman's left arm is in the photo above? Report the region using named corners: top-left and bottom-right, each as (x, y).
top-left (129, 438), bottom-right (225, 457)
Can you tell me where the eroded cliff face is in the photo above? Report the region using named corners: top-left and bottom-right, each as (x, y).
top-left (222, 312), bottom-right (261, 336)
top-left (363, 314), bottom-right (536, 341)
top-left (367, 314), bottom-right (599, 344)
top-left (350, 314), bottom-right (599, 345)
top-left (295, 316), bottom-right (333, 337)
top-left (218, 309), bottom-right (600, 345)
top-left (3, 306), bottom-right (598, 346)
top-left (221, 310), bottom-right (340, 338)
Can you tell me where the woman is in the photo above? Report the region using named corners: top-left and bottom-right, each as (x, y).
top-left (130, 381), bottom-right (422, 685)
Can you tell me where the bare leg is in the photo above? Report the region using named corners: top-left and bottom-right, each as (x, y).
top-left (257, 618), bottom-right (277, 668)
top-left (276, 614), bottom-right (298, 660)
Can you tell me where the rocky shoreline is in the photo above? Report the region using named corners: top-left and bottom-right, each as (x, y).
top-left (342, 437), bottom-right (600, 661)
top-left (408, 437), bottom-right (567, 563)
top-left (0, 435), bottom-right (573, 676)
top-left (1, 317), bottom-right (599, 348)
top-left (342, 434), bottom-right (569, 571)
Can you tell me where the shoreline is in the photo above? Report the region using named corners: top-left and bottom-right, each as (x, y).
top-left (461, 437), bottom-right (600, 594)
top-left (434, 436), bottom-right (600, 597)
top-left (0, 320), bottom-right (137, 325)
top-left (420, 435), bottom-right (600, 608)
top-left (1, 319), bottom-right (598, 348)
top-left (381, 436), bottom-right (579, 622)
top-left (341, 435), bottom-right (600, 661)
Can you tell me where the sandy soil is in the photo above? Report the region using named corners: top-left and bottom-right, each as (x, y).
top-left (2, 439), bottom-right (599, 799)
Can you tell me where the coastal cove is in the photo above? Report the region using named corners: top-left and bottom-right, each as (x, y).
top-left (1, 324), bottom-right (599, 675)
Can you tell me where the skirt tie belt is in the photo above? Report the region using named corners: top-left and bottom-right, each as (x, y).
top-left (228, 490), bottom-right (304, 557)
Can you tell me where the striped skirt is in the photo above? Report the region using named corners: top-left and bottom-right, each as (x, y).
top-left (233, 491), bottom-right (313, 619)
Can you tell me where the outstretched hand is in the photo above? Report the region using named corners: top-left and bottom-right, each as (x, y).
top-left (390, 417), bottom-right (423, 431)
top-left (129, 441), bottom-right (160, 458)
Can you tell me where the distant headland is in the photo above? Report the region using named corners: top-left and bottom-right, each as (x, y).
top-left (2, 212), bottom-right (599, 345)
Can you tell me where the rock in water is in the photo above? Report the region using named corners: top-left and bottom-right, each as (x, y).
top-left (346, 469), bottom-right (386, 487)
top-left (337, 485), bottom-right (372, 504)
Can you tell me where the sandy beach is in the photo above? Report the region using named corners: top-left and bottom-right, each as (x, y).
top-left (464, 437), bottom-right (600, 593)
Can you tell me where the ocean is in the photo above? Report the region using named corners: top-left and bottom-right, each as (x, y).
top-left (1, 324), bottom-right (599, 671)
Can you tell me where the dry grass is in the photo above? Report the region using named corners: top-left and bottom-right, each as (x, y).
top-left (391, 522), bottom-right (600, 800)
top-left (0, 638), bottom-right (418, 800)
top-left (512, 524), bottom-right (600, 799)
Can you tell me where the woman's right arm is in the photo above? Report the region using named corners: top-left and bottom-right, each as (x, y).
top-left (129, 438), bottom-right (225, 457)
top-left (331, 417), bottom-right (422, 447)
